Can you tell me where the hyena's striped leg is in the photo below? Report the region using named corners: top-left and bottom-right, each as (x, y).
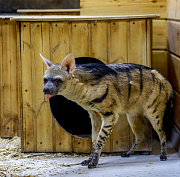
top-left (88, 115), bottom-right (116, 168)
top-left (81, 111), bottom-right (101, 166)
top-left (121, 114), bottom-right (145, 157)
top-left (146, 109), bottom-right (167, 161)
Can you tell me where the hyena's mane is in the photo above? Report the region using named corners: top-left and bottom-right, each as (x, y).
top-left (108, 63), bottom-right (151, 73)
top-left (74, 63), bottom-right (118, 84)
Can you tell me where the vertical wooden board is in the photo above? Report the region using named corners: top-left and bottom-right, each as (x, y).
top-left (109, 20), bottom-right (129, 152)
top-left (112, 115), bottom-right (130, 152)
top-left (1, 20), bottom-right (12, 137)
top-left (71, 22), bottom-right (90, 57)
top-left (167, 0), bottom-right (176, 18)
top-left (73, 136), bottom-right (91, 153)
top-left (71, 21), bottom-right (92, 152)
top-left (167, 21), bottom-right (180, 56)
top-left (51, 21), bottom-right (73, 152)
top-left (51, 22), bottom-right (70, 63)
top-left (152, 20), bottom-right (167, 50)
top-left (9, 21), bottom-right (19, 136)
top-left (109, 20), bottom-right (128, 64)
top-left (0, 21), bottom-right (2, 137)
top-left (128, 19), bottom-right (147, 65)
top-left (41, 22), bottom-right (54, 152)
top-left (16, 22), bottom-right (23, 138)
top-left (152, 50), bottom-right (167, 78)
top-left (21, 22), bottom-right (35, 152)
top-left (31, 22), bottom-right (51, 152)
top-left (168, 53), bottom-right (180, 93)
top-left (55, 123), bottom-right (73, 152)
top-left (91, 21), bottom-right (108, 64)
top-left (129, 19), bottom-right (152, 152)
top-left (90, 20), bottom-right (110, 151)
top-left (147, 19), bottom-right (152, 67)
top-left (172, 90), bottom-right (180, 129)
top-left (176, 0), bottom-right (180, 19)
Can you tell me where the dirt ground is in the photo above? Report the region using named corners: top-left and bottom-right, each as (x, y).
top-left (0, 137), bottom-right (179, 177)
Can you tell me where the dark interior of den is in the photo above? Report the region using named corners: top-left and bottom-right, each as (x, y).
top-left (49, 57), bottom-right (105, 139)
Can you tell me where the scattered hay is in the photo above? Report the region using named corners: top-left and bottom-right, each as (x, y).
top-left (0, 136), bottom-right (21, 160)
top-left (0, 137), bottom-right (87, 176)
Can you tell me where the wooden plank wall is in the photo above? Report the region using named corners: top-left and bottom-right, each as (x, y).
top-left (167, 0), bottom-right (180, 152)
top-left (80, 0), bottom-right (168, 78)
top-left (20, 19), bottom-right (152, 152)
top-left (0, 20), bottom-right (20, 138)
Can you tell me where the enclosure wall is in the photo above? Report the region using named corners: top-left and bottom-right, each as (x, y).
top-left (167, 0), bottom-right (180, 152)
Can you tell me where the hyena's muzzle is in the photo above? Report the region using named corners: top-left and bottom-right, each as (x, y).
top-left (43, 78), bottom-right (59, 99)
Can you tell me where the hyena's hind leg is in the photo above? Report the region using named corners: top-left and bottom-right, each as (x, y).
top-left (121, 113), bottom-right (146, 157)
top-left (145, 107), bottom-right (168, 161)
top-left (81, 111), bottom-right (101, 166)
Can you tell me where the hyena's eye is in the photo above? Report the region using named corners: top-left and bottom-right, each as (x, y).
top-left (43, 78), bottom-right (48, 84)
top-left (54, 79), bottom-right (62, 84)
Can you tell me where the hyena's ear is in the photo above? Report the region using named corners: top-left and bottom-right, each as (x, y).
top-left (40, 53), bottom-right (54, 68)
top-left (61, 53), bottom-right (76, 74)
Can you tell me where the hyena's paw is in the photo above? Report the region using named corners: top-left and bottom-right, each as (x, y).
top-left (160, 154), bottom-right (167, 161)
top-left (81, 159), bottom-right (91, 166)
top-left (88, 159), bottom-right (98, 169)
top-left (121, 152), bottom-right (130, 157)
top-left (88, 153), bottom-right (99, 169)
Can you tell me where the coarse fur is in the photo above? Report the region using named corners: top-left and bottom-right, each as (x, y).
top-left (41, 53), bottom-right (173, 168)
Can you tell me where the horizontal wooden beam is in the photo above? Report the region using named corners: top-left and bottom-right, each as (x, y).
top-left (10, 14), bottom-right (160, 21)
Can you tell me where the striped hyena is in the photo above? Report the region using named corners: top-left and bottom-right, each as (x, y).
top-left (41, 53), bottom-right (173, 168)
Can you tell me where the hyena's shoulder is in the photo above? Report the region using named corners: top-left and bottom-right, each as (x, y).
top-left (74, 63), bottom-right (118, 83)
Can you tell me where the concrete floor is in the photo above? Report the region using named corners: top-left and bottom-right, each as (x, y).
top-left (0, 138), bottom-right (179, 176)
top-left (54, 153), bottom-right (179, 177)
top-left (1, 152), bottom-right (179, 177)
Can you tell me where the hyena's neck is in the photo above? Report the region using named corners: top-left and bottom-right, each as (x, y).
top-left (61, 77), bottom-right (93, 106)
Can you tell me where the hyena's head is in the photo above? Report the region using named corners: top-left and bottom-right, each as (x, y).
top-left (40, 53), bottom-right (76, 99)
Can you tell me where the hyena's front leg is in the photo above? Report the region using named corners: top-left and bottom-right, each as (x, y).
top-left (81, 111), bottom-right (101, 166)
top-left (88, 115), bottom-right (116, 168)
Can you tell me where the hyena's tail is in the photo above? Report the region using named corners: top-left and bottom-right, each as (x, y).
top-left (163, 87), bottom-right (173, 140)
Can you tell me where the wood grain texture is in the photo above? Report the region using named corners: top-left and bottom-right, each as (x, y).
top-left (128, 19), bottom-right (147, 65)
top-left (109, 20), bottom-right (128, 64)
top-left (91, 21), bottom-right (108, 64)
top-left (21, 22), bottom-right (35, 152)
top-left (167, 21), bottom-right (180, 57)
top-left (168, 53), bottom-right (180, 93)
top-left (71, 22), bottom-right (90, 57)
top-left (153, 20), bottom-right (167, 50)
top-left (0, 21), bottom-right (2, 137)
top-left (112, 115), bottom-right (130, 152)
top-left (0, 20), bottom-right (19, 138)
top-left (167, 0), bottom-right (180, 19)
top-left (80, 0), bottom-right (167, 18)
top-left (172, 90), bottom-right (180, 129)
top-left (152, 50), bottom-right (167, 78)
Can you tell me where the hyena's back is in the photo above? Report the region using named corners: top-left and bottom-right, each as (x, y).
top-left (107, 63), bottom-right (172, 114)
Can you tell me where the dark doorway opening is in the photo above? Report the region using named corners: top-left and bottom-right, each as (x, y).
top-left (49, 57), bottom-right (105, 139)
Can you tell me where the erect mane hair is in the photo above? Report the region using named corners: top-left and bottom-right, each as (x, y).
top-left (74, 63), bottom-right (118, 84)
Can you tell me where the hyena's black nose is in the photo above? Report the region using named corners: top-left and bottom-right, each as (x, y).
top-left (43, 88), bottom-right (50, 94)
